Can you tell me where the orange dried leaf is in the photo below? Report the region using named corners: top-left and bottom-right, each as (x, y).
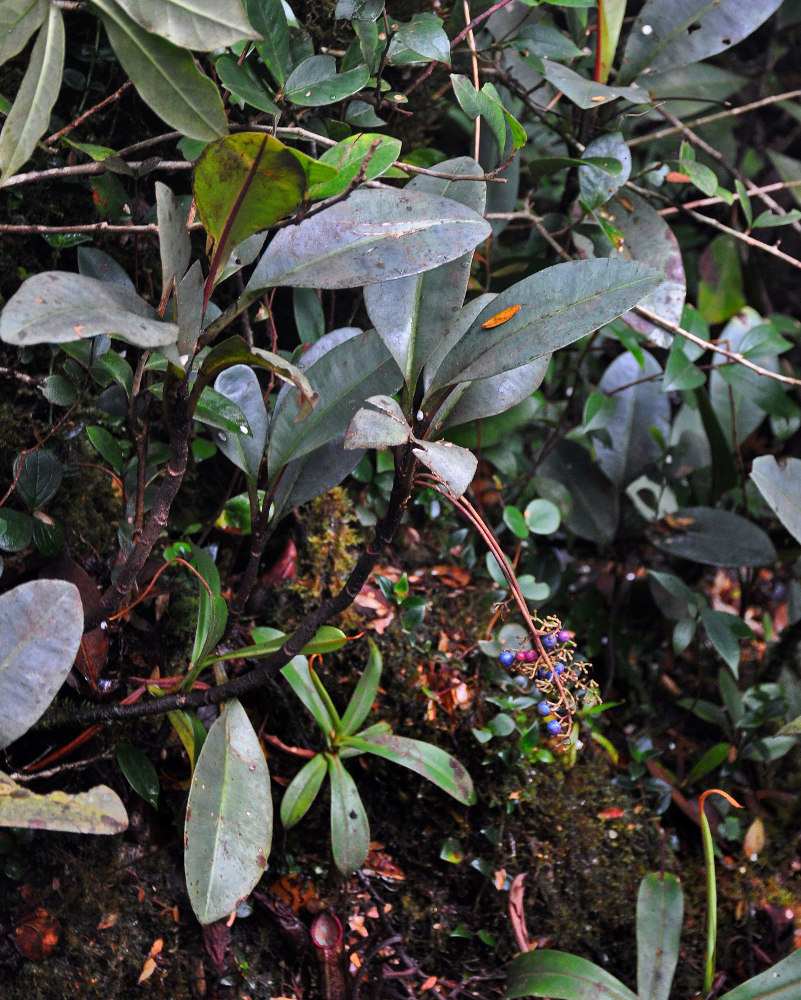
top-left (482, 304), bottom-right (522, 329)
top-left (137, 957), bottom-right (157, 984)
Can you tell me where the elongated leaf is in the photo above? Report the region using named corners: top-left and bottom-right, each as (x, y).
top-left (156, 182), bottom-right (191, 294)
top-left (94, 0), bottom-right (227, 141)
top-left (327, 754), bottom-right (370, 873)
top-left (505, 950), bottom-right (638, 1000)
top-left (194, 133), bottom-right (307, 269)
top-left (0, 771), bottom-right (128, 834)
top-left (284, 54), bottom-right (370, 106)
top-left (213, 365), bottom-right (268, 480)
top-left (339, 640), bottom-right (382, 736)
top-left (540, 58), bottom-right (648, 109)
top-left (597, 0), bottom-right (626, 83)
top-left (650, 507), bottom-right (776, 567)
top-left (539, 440), bottom-right (619, 544)
top-left (0, 0), bottom-right (47, 66)
top-left (426, 260), bottom-right (663, 392)
top-left (176, 260), bottom-right (204, 360)
top-left (247, 186), bottom-right (491, 292)
top-left (620, 0), bottom-right (783, 84)
top-left (611, 191), bottom-right (685, 347)
top-left (280, 753), bottom-right (327, 828)
top-left (750, 455), bottom-right (801, 545)
top-left (593, 350), bottom-right (669, 488)
top-left (270, 435), bottom-right (365, 524)
top-left (247, 0), bottom-right (290, 87)
top-left (117, 742), bottom-right (159, 809)
top-left (347, 731), bottom-right (475, 804)
top-left (216, 54), bottom-right (280, 115)
top-left (451, 75), bottom-right (525, 159)
top-left (720, 948), bottom-right (801, 1000)
top-left (637, 873), bottom-right (683, 1000)
top-left (0, 5), bottom-right (64, 185)
top-left (412, 439), bottom-right (477, 497)
top-left (168, 709), bottom-right (206, 768)
top-left (281, 656), bottom-right (339, 736)
top-left (363, 157), bottom-right (486, 388)
top-left (0, 580), bottom-right (83, 749)
top-left (184, 699), bottom-right (272, 924)
top-left (0, 271), bottom-right (179, 348)
top-left (268, 329), bottom-right (401, 478)
top-left (435, 356), bottom-right (550, 432)
top-left (579, 132), bottom-right (630, 210)
top-left (112, 0), bottom-right (257, 50)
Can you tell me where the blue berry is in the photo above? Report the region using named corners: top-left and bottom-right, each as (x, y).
top-left (543, 634), bottom-right (558, 650)
top-left (536, 701), bottom-right (551, 716)
top-left (538, 668), bottom-right (553, 681)
top-left (499, 650), bottom-right (515, 667)
top-left (554, 663), bottom-right (565, 675)
top-left (546, 719), bottom-right (562, 736)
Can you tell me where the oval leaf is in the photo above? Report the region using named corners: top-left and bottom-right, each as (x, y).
top-left (112, 0), bottom-right (258, 50)
top-left (327, 754), bottom-right (370, 873)
top-left (117, 742), bottom-right (160, 810)
top-left (0, 271), bottom-right (179, 348)
top-left (750, 455), bottom-right (801, 546)
top-left (0, 580), bottom-right (83, 749)
top-left (0, 772), bottom-right (128, 834)
top-left (280, 753), bottom-right (327, 828)
top-left (505, 949), bottom-right (638, 1000)
top-left (213, 364), bottom-right (268, 480)
top-left (637, 873), bottom-right (683, 1000)
top-left (651, 507), bottom-right (776, 567)
top-left (184, 699), bottom-right (272, 925)
top-left (247, 187), bottom-right (491, 292)
top-left (14, 450), bottom-right (62, 509)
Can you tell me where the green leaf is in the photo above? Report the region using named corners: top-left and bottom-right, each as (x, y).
top-left (387, 12), bottom-right (450, 66)
top-left (411, 438), bottom-right (478, 497)
top-left (184, 699), bottom-right (272, 925)
top-left (620, 0), bottom-right (784, 84)
top-left (87, 425), bottom-right (125, 473)
top-left (280, 753), bottom-right (328, 827)
top-left (609, 191), bottom-right (685, 347)
top-left (268, 329), bottom-right (402, 479)
top-left (524, 498), bottom-right (561, 535)
top-left (340, 640), bottom-right (382, 736)
top-left (0, 771), bottom-right (128, 834)
top-left (363, 157), bottom-right (486, 389)
top-left (425, 260), bottom-right (663, 392)
top-left (247, 186), bottom-right (491, 292)
top-left (216, 53), bottom-right (280, 115)
top-left (327, 753), bottom-right (370, 873)
top-left (650, 507), bottom-right (776, 568)
top-left (0, 580), bottom-right (83, 749)
top-left (720, 947), bottom-right (801, 1000)
top-left (686, 743), bottom-right (733, 784)
top-left (0, 5), bottom-right (64, 185)
top-left (0, 0), bottom-right (47, 67)
top-left (194, 133), bottom-right (307, 271)
top-left (282, 656), bottom-right (339, 737)
top-left (701, 607), bottom-right (746, 677)
top-left (42, 374), bottom-right (78, 406)
top-left (293, 287), bottom-right (325, 343)
top-left (112, 0), bottom-right (258, 50)
top-left (539, 441), bottom-right (619, 545)
top-left (0, 509), bottom-right (34, 552)
top-left (578, 132), bottom-right (630, 211)
top-left (750, 455), bottom-right (801, 545)
top-left (345, 395), bottom-right (412, 450)
top-left (540, 58), bottom-right (648, 109)
top-left (0, 271), bottom-right (179, 348)
top-left (192, 385), bottom-right (251, 435)
top-left (213, 365), bottom-right (268, 480)
top-left (247, 0), bottom-right (290, 87)
top-left (14, 450), bottom-right (62, 509)
top-left (450, 75), bottom-right (525, 160)
top-left (156, 182), bottom-right (191, 293)
top-left (270, 435), bottom-right (365, 524)
top-left (94, 0), bottom-right (228, 142)
top-left (513, 23), bottom-right (583, 62)
top-left (593, 350), bottom-right (670, 488)
top-left (505, 949), bottom-right (638, 1000)
top-left (347, 731), bottom-right (475, 805)
top-left (168, 709), bottom-right (206, 768)
top-left (117, 742), bottom-right (159, 809)
top-left (284, 54), bottom-right (370, 106)
top-left (309, 133), bottom-right (402, 200)
top-left (503, 506), bottom-right (529, 539)
top-left (637, 873), bottom-right (683, 1000)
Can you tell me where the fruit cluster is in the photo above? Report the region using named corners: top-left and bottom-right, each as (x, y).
top-left (497, 621), bottom-right (595, 740)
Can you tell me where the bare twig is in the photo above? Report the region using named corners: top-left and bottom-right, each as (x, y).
top-left (45, 80), bottom-right (133, 146)
top-left (2, 160), bottom-right (190, 188)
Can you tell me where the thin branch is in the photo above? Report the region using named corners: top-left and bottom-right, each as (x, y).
top-left (45, 80), bottom-right (133, 146)
top-left (2, 160), bottom-right (190, 188)
top-left (628, 89), bottom-right (801, 147)
top-left (657, 178), bottom-right (801, 215)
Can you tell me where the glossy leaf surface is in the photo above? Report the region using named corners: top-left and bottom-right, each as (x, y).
top-left (184, 700), bottom-right (272, 924)
top-left (213, 365), bottom-right (268, 480)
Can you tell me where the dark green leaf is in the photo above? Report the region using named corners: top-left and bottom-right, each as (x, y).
top-left (327, 754), bottom-right (370, 873)
top-left (112, 0), bottom-right (258, 50)
top-left (388, 12), bottom-right (450, 65)
top-left (505, 949), bottom-right (638, 1000)
top-left (86, 426), bottom-right (125, 474)
top-left (184, 699), bottom-right (272, 924)
top-left (0, 0), bottom-right (47, 67)
top-left (339, 640), bottom-right (382, 736)
top-left (0, 509), bottom-right (34, 552)
top-left (42, 375), bottom-right (78, 406)
top-left (579, 132), bottom-right (630, 210)
top-left (216, 53), bottom-right (280, 115)
top-left (117, 742), bottom-right (159, 809)
top-left (14, 450), bottom-right (62, 509)
top-left (540, 59), bottom-right (648, 109)
top-left (539, 441), bottom-right (619, 544)
top-left (686, 743), bottom-right (733, 784)
top-left (284, 55), bottom-right (370, 106)
top-left (651, 507), bottom-right (776, 567)
top-left (248, 0), bottom-right (290, 87)
top-left (280, 753), bottom-right (327, 827)
top-left (750, 455), bottom-right (801, 545)
top-left (701, 607), bottom-right (745, 677)
top-left (270, 435), bottom-right (365, 524)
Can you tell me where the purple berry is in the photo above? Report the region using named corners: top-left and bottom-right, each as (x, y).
top-left (536, 701), bottom-right (551, 716)
top-left (557, 630), bottom-right (570, 643)
top-left (546, 719), bottom-right (562, 736)
top-left (499, 650), bottom-right (515, 667)
top-left (543, 634), bottom-right (558, 650)
top-left (515, 650), bottom-right (527, 663)
top-left (523, 649), bottom-right (537, 663)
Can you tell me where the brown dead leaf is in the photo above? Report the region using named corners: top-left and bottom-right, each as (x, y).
top-left (509, 874), bottom-right (529, 953)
